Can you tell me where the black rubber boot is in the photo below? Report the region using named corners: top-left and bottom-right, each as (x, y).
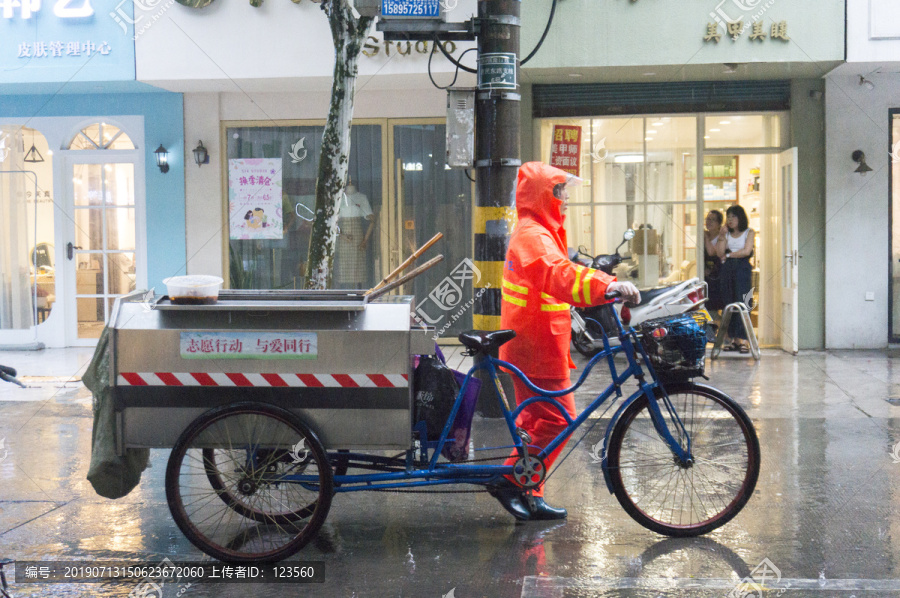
top-left (525, 496), bottom-right (568, 520)
top-left (487, 479), bottom-right (531, 521)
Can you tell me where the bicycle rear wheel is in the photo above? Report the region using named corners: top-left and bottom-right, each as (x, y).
top-left (607, 382), bottom-right (759, 537)
top-left (166, 402), bottom-right (333, 562)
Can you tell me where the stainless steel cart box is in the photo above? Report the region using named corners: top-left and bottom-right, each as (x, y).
top-left (110, 290), bottom-right (434, 453)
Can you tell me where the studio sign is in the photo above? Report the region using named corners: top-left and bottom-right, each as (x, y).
top-left (362, 37), bottom-right (457, 58)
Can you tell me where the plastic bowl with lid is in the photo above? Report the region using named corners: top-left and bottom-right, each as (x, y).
top-left (163, 275), bottom-right (224, 305)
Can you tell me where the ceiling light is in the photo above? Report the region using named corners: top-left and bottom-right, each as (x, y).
top-left (704, 136), bottom-right (711, 139)
top-left (614, 154), bottom-right (644, 163)
top-left (643, 72), bottom-right (656, 76)
top-left (710, 128), bottom-right (721, 132)
top-left (568, 73), bottom-right (583, 78)
top-left (719, 120), bottom-right (731, 125)
top-left (652, 122), bottom-right (664, 127)
top-left (645, 137), bottom-right (654, 141)
top-left (723, 63), bottom-right (739, 74)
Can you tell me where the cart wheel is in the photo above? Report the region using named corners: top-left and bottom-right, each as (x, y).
top-left (166, 402), bottom-right (333, 562)
top-left (204, 446), bottom-right (351, 525)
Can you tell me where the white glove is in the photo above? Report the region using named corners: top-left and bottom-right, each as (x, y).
top-left (607, 281), bottom-right (641, 304)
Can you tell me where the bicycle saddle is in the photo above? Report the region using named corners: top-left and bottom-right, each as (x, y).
top-left (458, 329), bottom-right (516, 354)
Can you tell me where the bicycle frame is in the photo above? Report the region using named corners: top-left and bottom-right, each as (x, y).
top-left (271, 302), bottom-right (693, 494)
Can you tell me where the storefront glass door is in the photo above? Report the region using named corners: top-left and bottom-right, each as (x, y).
top-left (890, 111), bottom-right (900, 342)
top-left (0, 125), bottom-right (57, 346)
top-left (777, 148), bottom-right (799, 354)
top-left (67, 159), bottom-right (138, 341)
top-left (390, 121), bottom-right (474, 340)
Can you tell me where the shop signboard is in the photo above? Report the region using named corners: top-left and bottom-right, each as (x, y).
top-left (549, 125), bottom-right (581, 177)
top-left (228, 158), bottom-right (284, 241)
top-left (477, 52), bottom-right (516, 90)
top-left (0, 0), bottom-right (136, 84)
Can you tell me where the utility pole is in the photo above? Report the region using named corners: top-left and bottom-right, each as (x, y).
top-left (470, 0), bottom-right (520, 416)
top-left (472, 0), bottom-right (520, 334)
top-left (374, 0), bottom-right (521, 415)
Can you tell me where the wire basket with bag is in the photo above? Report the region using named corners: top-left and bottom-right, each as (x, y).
top-left (637, 312), bottom-right (710, 383)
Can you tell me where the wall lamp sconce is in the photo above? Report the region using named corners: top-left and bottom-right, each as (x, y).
top-left (192, 141), bottom-right (209, 167)
top-left (154, 145), bottom-right (170, 174)
top-left (858, 75), bottom-right (875, 91)
top-left (852, 150), bottom-right (873, 175)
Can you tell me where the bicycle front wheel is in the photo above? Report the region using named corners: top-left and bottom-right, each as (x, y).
top-left (607, 382), bottom-right (759, 537)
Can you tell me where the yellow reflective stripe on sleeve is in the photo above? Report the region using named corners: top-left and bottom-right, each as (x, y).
top-left (582, 268), bottom-right (596, 304)
top-left (540, 292), bottom-right (568, 306)
top-left (501, 291), bottom-right (527, 307)
top-left (502, 279), bottom-right (529, 295)
top-left (572, 266), bottom-right (584, 304)
top-left (540, 303), bottom-right (571, 311)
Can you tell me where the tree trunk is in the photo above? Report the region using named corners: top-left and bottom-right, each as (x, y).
top-left (304, 0), bottom-right (372, 290)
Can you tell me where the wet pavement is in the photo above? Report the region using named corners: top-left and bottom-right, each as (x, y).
top-left (1, 346), bottom-right (900, 597)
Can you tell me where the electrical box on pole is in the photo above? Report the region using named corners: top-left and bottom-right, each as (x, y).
top-left (446, 88), bottom-right (475, 169)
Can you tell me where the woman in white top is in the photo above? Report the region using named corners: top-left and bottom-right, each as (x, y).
top-left (715, 205), bottom-right (755, 353)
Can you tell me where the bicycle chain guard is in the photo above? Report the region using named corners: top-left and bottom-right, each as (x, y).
top-left (512, 454), bottom-right (547, 489)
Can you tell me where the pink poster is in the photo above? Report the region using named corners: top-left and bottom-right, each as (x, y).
top-left (228, 158), bottom-right (284, 240)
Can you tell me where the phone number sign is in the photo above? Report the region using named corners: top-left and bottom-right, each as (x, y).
top-left (381, 0), bottom-right (440, 18)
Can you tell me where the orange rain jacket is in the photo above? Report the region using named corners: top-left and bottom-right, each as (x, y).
top-left (499, 162), bottom-right (616, 379)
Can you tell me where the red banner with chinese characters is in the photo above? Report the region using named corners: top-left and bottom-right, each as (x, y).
top-left (549, 125), bottom-right (582, 176)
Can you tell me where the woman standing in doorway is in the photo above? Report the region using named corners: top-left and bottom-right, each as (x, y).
top-left (717, 205), bottom-right (755, 354)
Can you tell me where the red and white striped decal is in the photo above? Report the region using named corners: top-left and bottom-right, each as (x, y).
top-left (117, 372), bottom-right (409, 388)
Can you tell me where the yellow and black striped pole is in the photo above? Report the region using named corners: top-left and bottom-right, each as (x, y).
top-left (473, 0), bottom-right (520, 416)
top-left (473, 206), bottom-right (517, 331)
top-left (473, 0), bottom-right (520, 332)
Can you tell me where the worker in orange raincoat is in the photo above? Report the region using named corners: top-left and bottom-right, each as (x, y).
top-left (488, 162), bottom-right (641, 521)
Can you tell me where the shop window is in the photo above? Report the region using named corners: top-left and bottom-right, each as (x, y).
top-left (226, 125), bottom-right (383, 290)
top-left (703, 114), bottom-right (781, 149)
top-left (539, 116), bottom-right (699, 287)
top-left (0, 126), bottom-right (56, 328)
top-left (68, 123), bottom-right (135, 150)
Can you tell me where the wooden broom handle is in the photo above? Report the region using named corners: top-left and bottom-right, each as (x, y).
top-left (366, 255), bottom-right (444, 302)
top-left (366, 232), bottom-right (443, 295)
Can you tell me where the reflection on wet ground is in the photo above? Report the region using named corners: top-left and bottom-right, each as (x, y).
top-left (1, 348), bottom-right (900, 596)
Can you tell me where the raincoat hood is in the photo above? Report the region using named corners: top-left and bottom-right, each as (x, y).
top-left (515, 162), bottom-right (571, 232)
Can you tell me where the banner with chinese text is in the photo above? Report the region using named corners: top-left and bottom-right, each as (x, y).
top-left (228, 158), bottom-right (283, 240)
top-left (180, 332), bottom-right (317, 360)
top-left (549, 125), bottom-right (582, 177)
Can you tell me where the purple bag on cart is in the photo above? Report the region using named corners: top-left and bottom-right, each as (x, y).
top-left (437, 346), bottom-right (481, 461)
top-left (413, 346), bottom-right (481, 462)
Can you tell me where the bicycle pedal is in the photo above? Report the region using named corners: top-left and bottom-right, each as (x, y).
top-left (515, 428), bottom-right (532, 444)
